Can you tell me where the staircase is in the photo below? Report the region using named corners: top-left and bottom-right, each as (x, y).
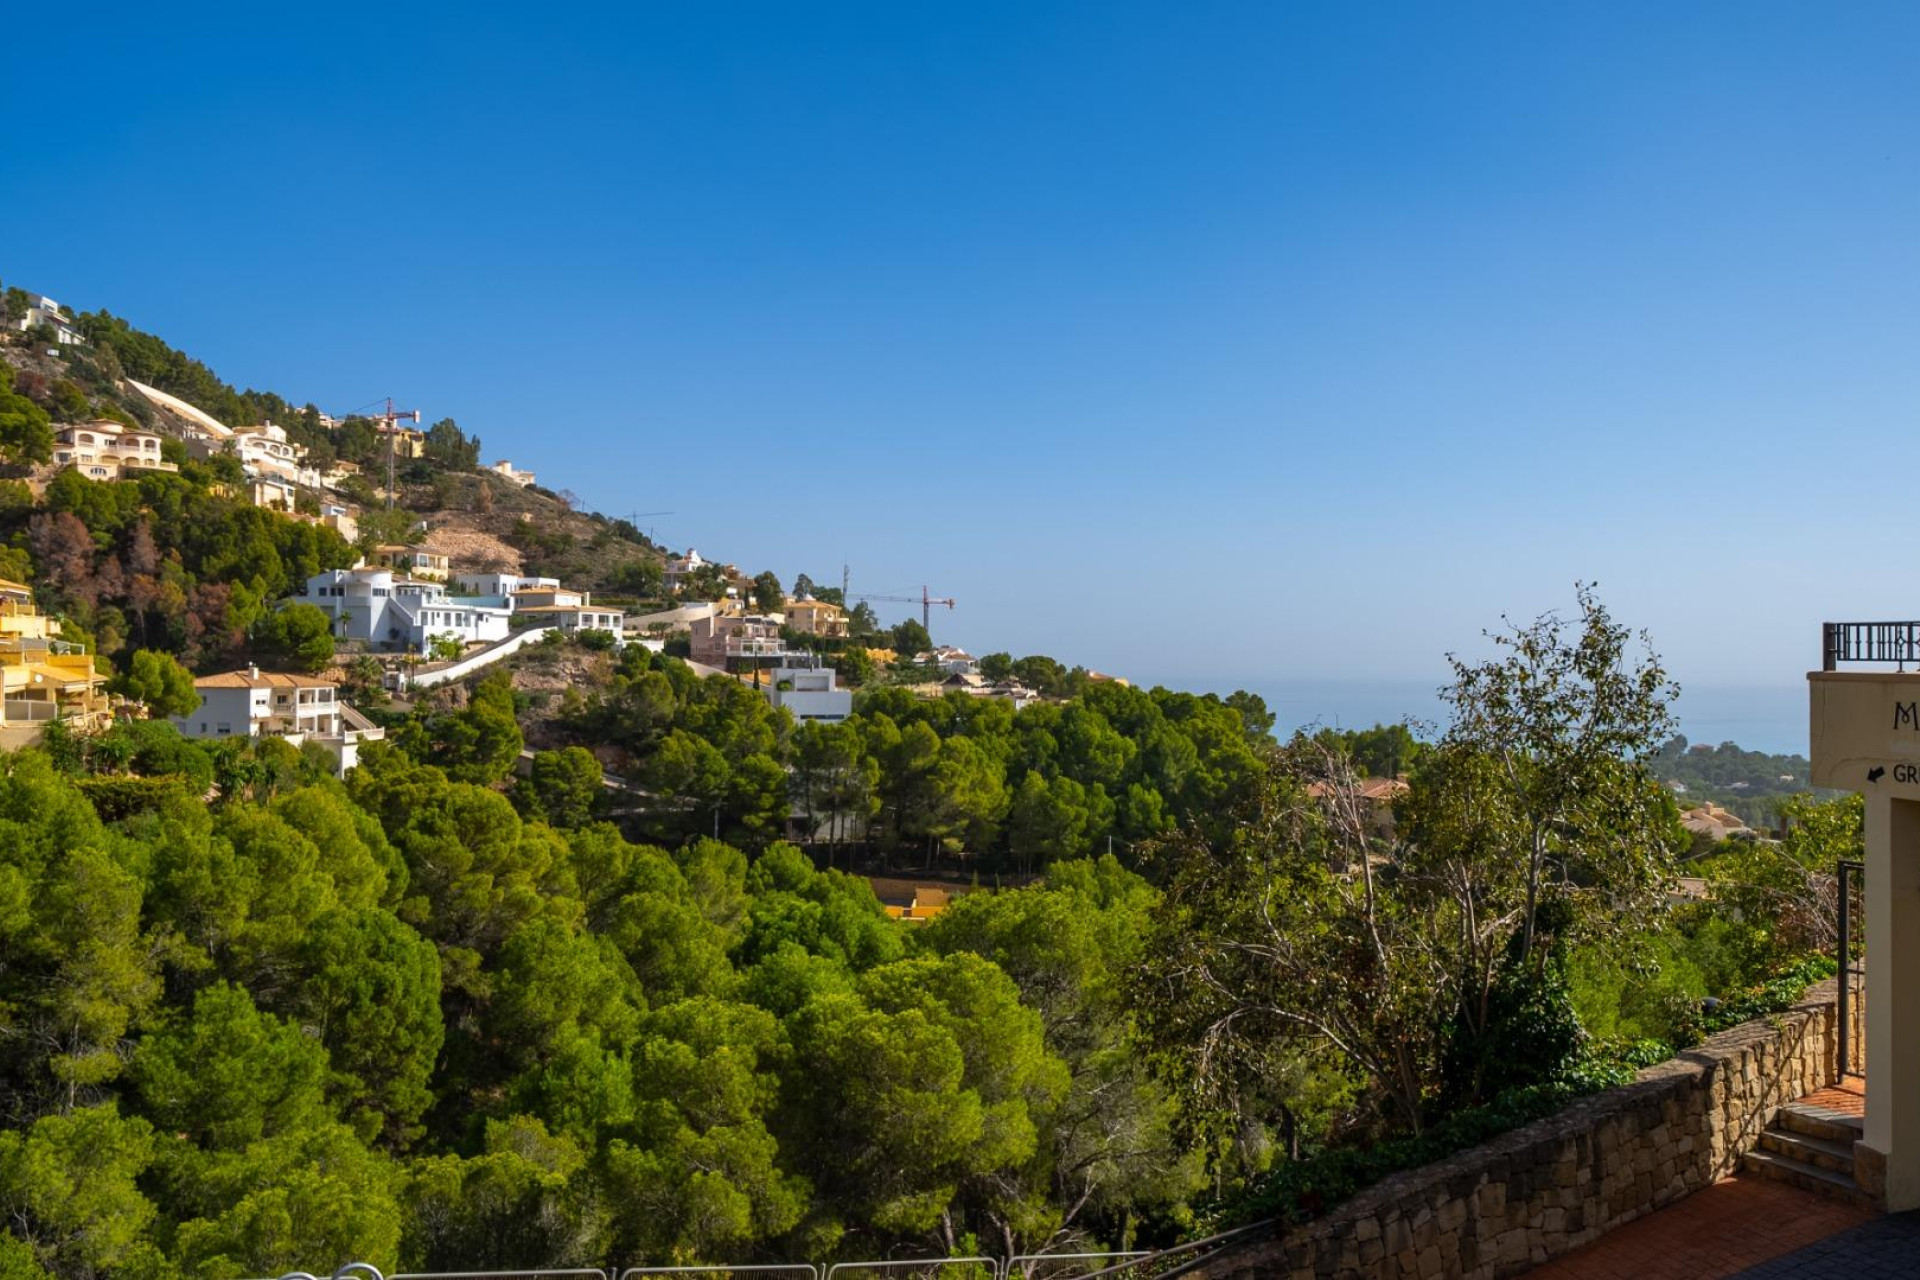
top-left (1741, 1098), bottom-right (1873, 1206)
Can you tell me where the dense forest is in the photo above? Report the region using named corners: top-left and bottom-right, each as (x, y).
top-left (0, 287), bottom-right (1860, 1277)
top-left (0, 588), bottom-right (1859, 1279)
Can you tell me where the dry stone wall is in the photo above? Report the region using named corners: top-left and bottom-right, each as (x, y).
top-left (1196, 977), bottom-right (1848, 1280)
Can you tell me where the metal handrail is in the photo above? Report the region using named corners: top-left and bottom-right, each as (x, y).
top-left (1005, 1253), bottom-right (1149, 1280)
top-left (1822, 621), bottom-right (1920, 671)
top-left (393, 1271), bottom-right (609, 1280)
top-left (1839, 858), bottom-right (1865, 1077)
top-left (1073, 1222), bottom-right (1279, 1280)
top-left (623, 1268), bottom-right (817, 1280)
top-left (824, 1258), bottom-right (1000, 1280)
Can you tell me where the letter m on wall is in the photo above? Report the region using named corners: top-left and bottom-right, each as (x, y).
top-left (1897, 701), bottom-right (1920, 731)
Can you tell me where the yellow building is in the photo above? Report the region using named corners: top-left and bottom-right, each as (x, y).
top-left (0, 579), bottom-right (111, 748)
top-left (784, 596), bottom-right (850, 638)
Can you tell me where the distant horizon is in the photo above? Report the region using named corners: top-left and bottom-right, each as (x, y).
top-left (7, 4), bottom-right (1918, 694)
top-left (1158, 673), bottom-right (1811, 758)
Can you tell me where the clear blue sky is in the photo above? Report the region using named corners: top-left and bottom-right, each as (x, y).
top-left (5, 2), bottom-right (1919, 735)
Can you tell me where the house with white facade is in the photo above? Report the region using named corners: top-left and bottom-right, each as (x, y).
top-left (517, 604), bottom-right (625, 639)
top-left (170, 665), bottom-right (384, 776)
top-left (923, 645), bottom-right (979, 676)
top-left (292, 568), bottom-right (512, 653)
top-left (758, 657), bottom-right (853, 723)
top-left (488, 459), bottom-right (537, 488)
top-left (232, 421), bottom-right (321, 489)
top-left (53, 421), bottom-right (177, 480)
top-left (663, 549), bottom-right (709, 593)
top-left (14, 294), bottom-right (84, 346)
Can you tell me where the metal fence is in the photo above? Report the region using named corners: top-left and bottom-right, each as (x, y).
top-left (268, 1242), bottom-right (1262, 1280)
top-left (1006, 1253), bottom-right (1148, 1280)
top-left (393, 1270), bottom-right (614, 1280)
top-left (824, 1258), bottom-right (1000, 1280)
top-left (623, 1267), bottom-right (821, 1280)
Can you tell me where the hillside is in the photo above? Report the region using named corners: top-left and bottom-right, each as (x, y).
top-left (2, 291), bottom-right (667, 596)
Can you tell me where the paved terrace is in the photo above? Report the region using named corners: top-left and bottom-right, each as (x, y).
top-left (1525, 1078), bottom-right (1920, 1279)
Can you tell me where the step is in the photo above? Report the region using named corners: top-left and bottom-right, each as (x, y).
top-left (1758, 1127), bottom-right (1857, 1175)
top-left (1739, 1148), bottom-right (1875, 1207)
top-left (1774, 1101), bottom-right (1866, 1145)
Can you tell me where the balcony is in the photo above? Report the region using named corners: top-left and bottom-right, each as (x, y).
top-left (1821, 621), bottom-right (1920, 671)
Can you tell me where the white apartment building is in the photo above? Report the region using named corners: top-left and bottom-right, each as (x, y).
top-left (760, 658), bottom-right (853, 723)
top-left (53, 421), bottom-right (177, 479)
top-left (293, 568), bottom-right (512, 653)
top-left (171, 665), bottom-right (385, 776)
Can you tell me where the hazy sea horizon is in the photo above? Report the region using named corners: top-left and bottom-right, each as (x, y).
top-left (1163, 677), bottom-right (1810, 759)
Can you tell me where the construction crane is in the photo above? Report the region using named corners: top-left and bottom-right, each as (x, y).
top-left (625, 510), bottom-right (675, 543)
top-left (374, 397), bottom-right (423, 510)
top-left (851, 585), bottom-right (956, 633)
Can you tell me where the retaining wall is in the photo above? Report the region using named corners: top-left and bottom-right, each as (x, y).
top-left (1197, 976), bottom-right (1851, 1280)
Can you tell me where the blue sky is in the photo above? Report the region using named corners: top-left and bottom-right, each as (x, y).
top-left (5, 2), bottom-right (1919, 738)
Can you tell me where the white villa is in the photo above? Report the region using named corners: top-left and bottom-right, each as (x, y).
top-left (53, 421), bottom-right (177, 480)
top-left (758, 657), bottom-right (853, 723)
top-left (663, 548), bottom-right (709, 593)
top-left (14, 293), bottom-right (84, 346)
top-left (294, 567), bottom-right (513, 653)
top-left (232, 421), bottom-right (321, 489)
top-left (924, 645), bottom-right (979, 676)
top-left (488, 459), bottom-right (536, 487)
top-left (517, 604), bottom-right (626, 639)
top-left (170, 665), bottom-right (384, 776)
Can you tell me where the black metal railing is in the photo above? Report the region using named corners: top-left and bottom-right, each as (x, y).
top-left (1839, 858), bottom-right (1864, 1078)
top-left (1823, 621), bottom-right (1920, 671)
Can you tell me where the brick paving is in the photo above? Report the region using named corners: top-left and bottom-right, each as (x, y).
top-left (1797, 1074), bottom-right (1867, 1119)
top-left (1524, 1175), bottom-right (1877, 1279)
top-left (1731, 1210), bottom-right (1920, 1277)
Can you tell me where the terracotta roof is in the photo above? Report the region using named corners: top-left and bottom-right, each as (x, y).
top-left (195, 669), bottom-right (336, 690)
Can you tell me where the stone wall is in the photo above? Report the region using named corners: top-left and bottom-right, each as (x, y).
top-left (1196, 977), bottom-right (1849, 1280)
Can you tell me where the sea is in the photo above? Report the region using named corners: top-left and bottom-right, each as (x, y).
top-left (1167, 677), bottom-right (1810, 759)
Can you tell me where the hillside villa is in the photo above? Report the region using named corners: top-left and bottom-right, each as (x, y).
top-left (293, 567), bottom-right (513, 652)
top-left (753, 656), bottom-right (853, 723)
top-left (171, 664), bottom-right (384, 776)
top-left (12, 293), bottom-right (84, 346)
top-left (488, 459), bottom-right (536, 487)
top-left (53, 420), bottom-right (178, 480)
top-left (230, 420), bottom-right (321, 490)
top-left (370, 545), bottom-right (450, 582)
top-left (783, 595), bottom-right (849, 638)
top-left (690, 611), bottom-right (786, 665)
